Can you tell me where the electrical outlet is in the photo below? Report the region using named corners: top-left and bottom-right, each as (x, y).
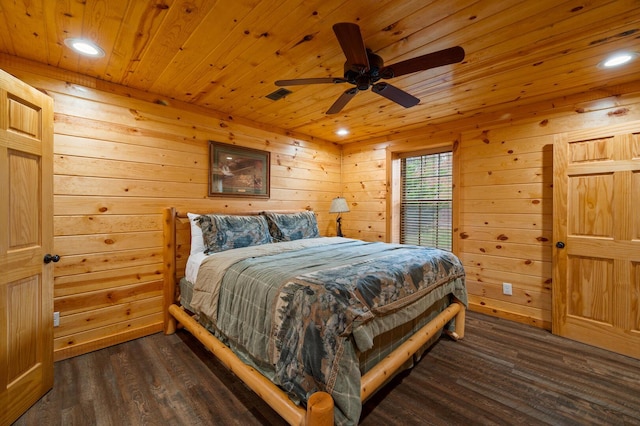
top-left (53, 311), bottom-right (60, 327)
top-left (502, 282), bottom-right (513, 296)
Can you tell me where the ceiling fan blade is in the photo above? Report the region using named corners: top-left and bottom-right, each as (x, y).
top-left (332, 23), bottom-right (370, 70)
top-left (326, 87), bottom-right (358, 114)
top-left (275, 77), bottom-right (347, 86)
top-left (371, 83), bottom-right (419, 108)
top-left (381, 46), bottom-right (465, 78)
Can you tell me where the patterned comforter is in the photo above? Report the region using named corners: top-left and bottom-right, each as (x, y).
top-left (189, 237), bottom-right (466, 425)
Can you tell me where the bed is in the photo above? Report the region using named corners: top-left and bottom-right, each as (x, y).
top-left (162, 207), bottom-right (467, 425)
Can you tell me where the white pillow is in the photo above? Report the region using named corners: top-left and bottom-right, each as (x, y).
top-left (187, 213), bottom-right (205, 255)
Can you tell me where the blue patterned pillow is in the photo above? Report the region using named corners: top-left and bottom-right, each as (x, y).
top-left (262, 211), bottom-right (319, 242)
top-left (197, 214), bottom-right (272, 254)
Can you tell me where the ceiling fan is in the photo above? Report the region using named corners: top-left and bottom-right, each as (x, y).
top-left (275, 22), bottom-right (465, 114)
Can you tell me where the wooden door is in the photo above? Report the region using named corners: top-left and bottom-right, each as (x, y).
top-left (0, 69), bottom-right (54, 424)
top-left (553, 124), bottom-right (640, 359)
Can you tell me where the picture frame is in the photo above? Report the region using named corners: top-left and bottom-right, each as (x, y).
top-left (208, 141), bottom-right (270, 198)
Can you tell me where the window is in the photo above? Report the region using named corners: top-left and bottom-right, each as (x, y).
top-left (400, 150), bottom-right (452, 250)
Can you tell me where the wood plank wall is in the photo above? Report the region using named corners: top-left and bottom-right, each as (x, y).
top-left (343, 80), bottom-right (640, 329)
top-left (0, 54), bottom-right (341, 360)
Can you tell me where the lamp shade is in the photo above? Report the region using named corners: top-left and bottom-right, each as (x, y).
top-left (329, 197), bottom-right (349, 213)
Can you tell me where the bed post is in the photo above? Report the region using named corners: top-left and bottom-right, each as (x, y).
top-left (306, 392), bottom-right (334, 426)
top-left (163, 207), bottom-right (177, 335)
top-left (443, 297), bottom-right (465, 341)
top-left (453, 297), bottom-right (465, 339)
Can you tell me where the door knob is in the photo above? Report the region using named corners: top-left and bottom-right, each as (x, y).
top-left (43, 254), bottom-right (60, 264)
top-left (555, 242), bottom-right (565, 249)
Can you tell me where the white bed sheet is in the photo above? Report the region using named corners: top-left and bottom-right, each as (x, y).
top-left (185, 251), bottom-right (207, 284)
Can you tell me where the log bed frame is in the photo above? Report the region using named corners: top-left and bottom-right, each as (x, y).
top-left (162, 207), bottom-right (466, 426)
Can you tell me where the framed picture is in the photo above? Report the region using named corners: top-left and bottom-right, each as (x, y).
top-left (208, 141), bottom-right (270, 198)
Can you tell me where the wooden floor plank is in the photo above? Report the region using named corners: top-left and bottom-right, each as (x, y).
top-left (13, 312), bottom-right (640, 425)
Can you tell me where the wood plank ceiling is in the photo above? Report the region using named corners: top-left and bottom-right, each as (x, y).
top-left (0, 0), bottom-right (638, 143)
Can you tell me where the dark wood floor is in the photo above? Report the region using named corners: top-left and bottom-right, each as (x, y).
top-left (14, 311), bottom-right (640, 425)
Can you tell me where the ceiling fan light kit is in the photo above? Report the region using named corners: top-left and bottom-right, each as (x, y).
top-left (275, 22), bottom-right (465, 114)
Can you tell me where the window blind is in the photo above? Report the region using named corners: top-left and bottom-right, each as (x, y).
top-left (400, 151), bottom-right (452, 250)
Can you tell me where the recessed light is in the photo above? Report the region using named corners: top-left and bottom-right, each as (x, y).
top-left (64, 38), bottom-right (105, 57)
top-left (600, 52), bottom-right (637, 68)
top-left (336, 128), bottom-right (350, 136)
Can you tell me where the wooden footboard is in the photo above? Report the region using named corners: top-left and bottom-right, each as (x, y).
top-left (162, 207), bottom-right (465, 425)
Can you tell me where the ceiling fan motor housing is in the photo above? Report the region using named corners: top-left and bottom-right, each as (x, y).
top-left (343, 51), bottom-right (384, 90)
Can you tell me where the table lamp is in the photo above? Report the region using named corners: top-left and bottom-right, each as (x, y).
top-left (329, 196), bottom-right (350, 237)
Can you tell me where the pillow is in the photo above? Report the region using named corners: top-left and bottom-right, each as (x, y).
top-left (187, 213), bottom-right (205, 255)
top-left (197, 214), bottom-right (272, 254)
top-left (262, 211), bottom-right (319, 242)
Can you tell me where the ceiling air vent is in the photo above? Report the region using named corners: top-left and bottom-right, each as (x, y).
top-left (266, 88), bottom-right (292, 101)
